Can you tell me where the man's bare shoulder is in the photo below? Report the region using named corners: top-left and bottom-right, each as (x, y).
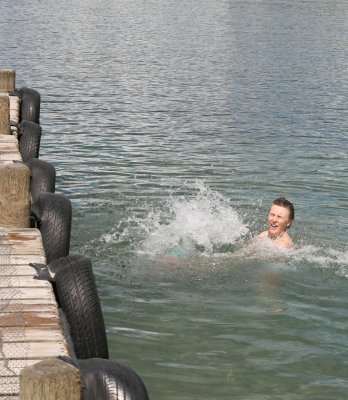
top-left (257, 231), bottom-right (294, 250)
top-left (278, 232), bottom-right (294, 250)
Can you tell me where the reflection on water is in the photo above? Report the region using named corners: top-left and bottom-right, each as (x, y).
top-left (1, 0), bottom-right (348, 398)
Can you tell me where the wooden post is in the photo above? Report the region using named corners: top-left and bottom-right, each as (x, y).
top-left (20, 358), bottom-right (82, 400)
top-left (0, 69), bottom-right (16, 92)
top-left (0, 163), bottom-right (30, 228)
top-left (0, 94), bottom-right (10, 135)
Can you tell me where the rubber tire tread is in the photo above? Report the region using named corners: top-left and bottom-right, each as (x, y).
top-left (27, 158), bottom-right (56, 204)
top-left (53, 255), bottom-right (109, 359)
top-left (19, 120), bottom-right (42, 162)
top-left (32, 193), bottom-right (71, 263)
top-left (76, 358), bottom-right (149, 400)
top-left (18, 87), bottom-right (40, 124)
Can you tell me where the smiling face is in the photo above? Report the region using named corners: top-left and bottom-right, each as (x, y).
top-left (267, 204), bottom-right (292, 239)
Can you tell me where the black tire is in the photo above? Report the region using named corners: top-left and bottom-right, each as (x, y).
top-left (17, 87), bottom-right (40, 124)
top-left (50, 255), bottom-right (109, 359)
top-left (75, 358), bottom-right (149, 400)
top-left (18, 120), bottom-right (42, 162)
top-left (31, 193), bottom-right (71, 263)
top-left (27, 158), bottom-right (56, 204)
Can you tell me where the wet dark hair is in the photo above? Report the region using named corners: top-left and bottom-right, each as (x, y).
top-left (272, 197), bottom-right (295, 221)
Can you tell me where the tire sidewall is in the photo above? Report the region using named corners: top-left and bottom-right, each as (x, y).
top-left (32, 192), bottom-right (71, 263)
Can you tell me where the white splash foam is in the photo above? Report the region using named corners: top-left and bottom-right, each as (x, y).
top-left (139, 183), bottom-right (248, 256)
top-left (288, 245), bottom-right (348, 278)
top-left (142, 185), bottom-right (248, 253)
top-left (100, 182), bottom-right (249, 257)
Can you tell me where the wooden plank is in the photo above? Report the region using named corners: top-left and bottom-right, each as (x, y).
top-left (9, 96), bottom-right (20, 122)
top-left (0, 377), bottom-right (19, 395)
top-left (0, 152), bottom-right (21, 162)
top-left (0, 358), bottom-right (37, 376)
top-left (0, 275), bottom-right (50, 288)
top-left (0, 311), bottom-right (60, 327)
top-left (0, 264), bottom-right (44, 277)
top-left (0, 228), bottom-right (43, 243)
top-left (0, 229), bottom-right (41, 241)
top-left (0, 286), bottom-right (54, 300)
top-left (0, 276), bottom-right (50, 288)
top-left (0, 301), bottom-right (57, 313)
top-left (0, 229), bottom-right (44, 256)
top-left (0, 144), bottom-right (19, 152)
top-left (0, 135), bottom-right (18, 144)
top-left (0, 255), bottom-right (46, 265)
top-left (0, 342), bottom-right (68, 360)
top-left (0, 135), bottom-right (20, 162)
top-left (0, 327), bottom-right (65, 342)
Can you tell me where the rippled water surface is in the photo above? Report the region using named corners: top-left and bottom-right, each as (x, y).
top-left (1, 0), bottom-right (348, 398)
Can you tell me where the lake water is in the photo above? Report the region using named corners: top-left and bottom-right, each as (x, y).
top-left (1, 0), bottom-right (348, 398)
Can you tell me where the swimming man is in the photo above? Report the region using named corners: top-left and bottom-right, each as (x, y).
top-left (258, 197), bottom-right (294, 250)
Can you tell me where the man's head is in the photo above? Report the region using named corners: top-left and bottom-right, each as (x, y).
top-left (267, 197), bottom-right (294, 239)
top-left (272, 197), bottom-right (295, 221)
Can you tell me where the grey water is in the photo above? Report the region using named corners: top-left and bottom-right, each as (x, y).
top-left (1, 0), bottom-right (348, 398)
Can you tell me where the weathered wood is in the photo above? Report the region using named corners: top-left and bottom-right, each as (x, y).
top-left (0, 134), bottom-right (18, 144)
top-left (1, 343), bottom-right (67, 360)
top-left (1, 227), bottom-right (42, 239)
top-left (0, 94), bottom-right (10, 135)
top-left (0, 263), bottom-right (47, 275)
top-left (0, 164), bottom-right (30, 228)
top-left (0, 286), bottom-right (55, 301)
top-left (0, 134), bottom-right (21, 161)
top-left (0, 311), bottom-right (60, 328)
top-left (20, 358), bottom-right (81, 400)
top-left (0, 327), bottom-right (65, 342)
top-left (1, 359), bottom-right (40, 376)
top-left (0, 301), bottom-right (57, 313)
top-left (0, 254), bottom-right (46, 265)
top-left (0, 228), bottom-right (45, 255)
top-left (0, 69), bottom-right (16, 93)
top-left (0, 242), bottom-right (45, 256)
top-left (0, 152), bottom-right (22, 162)
top-left (0, 73), bottom-right (79, 397)
top-left (0, 377), bottom-right (19, 395)
top-left (0, 275), bottom-right (50, 287)
top-left (9, 95), bottom-right (21, 135)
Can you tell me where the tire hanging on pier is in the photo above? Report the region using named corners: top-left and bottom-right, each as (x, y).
top-left (31, 192), bottom-right (71, 263)
top-left (49, 255), bottom-right (109, 359)
top-left (18, 120), bottom-right (42, 162)
top-left (66, 358), bottom-right (149, 400)
top-left (17, 86), bottom-right (41, 124)
top-left (27, 158), bottom-right (56, 204)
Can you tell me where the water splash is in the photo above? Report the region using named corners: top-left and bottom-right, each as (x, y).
top-left (290, 245), bottom-right (348, 278)
top-left (140, 183), bottom-right (249, 256)
top-left (232, 237), bottom-right (348, 278)
top-left (101, 182), bottom-right (249, 257)
top-left (96, 182), bottom-right (348, 279)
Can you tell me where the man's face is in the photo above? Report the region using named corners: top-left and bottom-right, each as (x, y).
top-left (268, 204), bottom-right (292, 239)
